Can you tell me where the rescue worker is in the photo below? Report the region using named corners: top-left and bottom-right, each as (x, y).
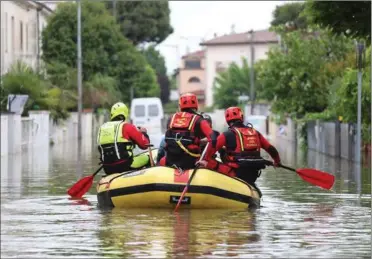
top-left (157, 113), bottom-right (216, 165)
top-left (97, 102), bottom-right (152, 175)
top-left (156, 136), bottom-right (166, 165)
top-left (199, 106), bottom-right (281, 197)
top-left (159, 93), bottom-right (217, 170)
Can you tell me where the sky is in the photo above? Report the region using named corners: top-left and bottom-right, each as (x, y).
top-left (157, 1), bottom-right (287, 75)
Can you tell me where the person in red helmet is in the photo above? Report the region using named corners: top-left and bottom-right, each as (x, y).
top-left (159, 93), bottom-right (217, 170)
top-left (199, 106), bottom-right (281, 197)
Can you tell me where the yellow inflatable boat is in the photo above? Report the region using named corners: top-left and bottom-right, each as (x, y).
top-left (96, 149), bottom-right (261, 209)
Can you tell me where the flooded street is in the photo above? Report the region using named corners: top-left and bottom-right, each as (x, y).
top-left (1, 134), bottom-right (371, 258)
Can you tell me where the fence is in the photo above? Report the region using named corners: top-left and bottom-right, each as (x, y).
top-left (307, 120), bottom-right (359, 161)
top-left (268, 116), bottom-right (362, 162)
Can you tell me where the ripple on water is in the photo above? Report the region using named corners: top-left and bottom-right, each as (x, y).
top-left (1, 137), bottom-right (371, 258)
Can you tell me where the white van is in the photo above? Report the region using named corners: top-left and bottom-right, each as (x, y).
top-left (130, 97), bottom-right (164, 135)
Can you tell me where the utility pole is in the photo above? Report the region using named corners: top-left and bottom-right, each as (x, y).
top-left (355, 41), bottom-right (364, 165)
top-left (76, 0), bottom-right (83, 176)
top-left (355, 40), bottom-right (365, 199)
top-left (112, 0), bottom-right (117, 18)
top-left (248, 29), bottom-right (255, 115)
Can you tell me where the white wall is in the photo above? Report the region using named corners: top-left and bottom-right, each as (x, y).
top-left (1, 111), bottom-right (96, 156)
top-left (1, 1), bottom-right (52, 75)
top-left (205, 43), bottom-right (276, 107)
top-left (7, 114), bottom-right (22, 155)
top-left (1, 115), bottom-right (9, 156)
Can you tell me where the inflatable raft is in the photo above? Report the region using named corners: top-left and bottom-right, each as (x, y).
top-left (96, 150), bottom-right (261, 209)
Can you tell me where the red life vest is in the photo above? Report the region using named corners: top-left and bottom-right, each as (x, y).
top-left (225, 126), bottom-right (261, 164)
top-left (165, 112), bottom-right (201, 157)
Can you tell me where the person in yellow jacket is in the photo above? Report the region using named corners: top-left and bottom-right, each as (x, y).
top-left (97, 102), bottom-right (151, 175)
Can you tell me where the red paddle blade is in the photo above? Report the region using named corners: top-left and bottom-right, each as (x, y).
top-left (67, 175), bottom-right (94, 198)
top-left (296, 168), bottom-right (335, 190)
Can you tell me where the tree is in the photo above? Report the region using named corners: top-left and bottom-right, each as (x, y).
top-left (141, 45), bottom-right (169, 103)
top-left (330, 47), bottom-right (371, 142)
top-left (0, 61), bottom-right (76, 121)
top-left (256, 29), bottom-right (354, 119)
top-left (271, 2), bottom-right (308, 30)
top-left (42, 1), bottom-right (158, 104)
top-left (305, 1), bottom-right (371, 40)
top-left (213, 57), bottom-right (258, 109)
top-left (105, 1), bottom-right (173, 45)
top-left (84, 73), bottom-right (121, 109)
top-left (133, 64), bottom-right (161, 98)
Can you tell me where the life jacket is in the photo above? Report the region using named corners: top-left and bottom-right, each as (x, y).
top-left (224, 125), bottom-right (262, 167)
top-left (165, 112), bottom-right (201, 158)
top-left (97, 121), bottom-right (134, 165)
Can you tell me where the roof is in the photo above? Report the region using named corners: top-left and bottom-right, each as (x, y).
top-left (200, 29), bottom-right (278, 46)
top-left (182, 49), bottom-right (205, 59)
top-left (32, 1), bottom-right (54, 13)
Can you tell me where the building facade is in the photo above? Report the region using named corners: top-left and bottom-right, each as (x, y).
top-left (1, 1), bottom-right (53, 75)
top-left (178, 50), bottom-right (206, 108)
top-left (200, 29), bottom-right (279, 107)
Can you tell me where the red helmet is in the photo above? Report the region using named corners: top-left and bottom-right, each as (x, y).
top-left (179, 93), bottom-right (198, 110)
top-left (225, 106), bottom-right (244, 124)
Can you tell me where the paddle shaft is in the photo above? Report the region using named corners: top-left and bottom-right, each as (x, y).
top-left (93, 165), bottom-right (104, 177)
top-left (148, 146), bottom-right (155, 167)
top-left (174, 142), bottom-right (210, 212)
top-left (278, 164), bottom-right (296, 172)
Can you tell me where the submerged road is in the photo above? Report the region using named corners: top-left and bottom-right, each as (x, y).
top-left (1, 133), bottom-right (371, 258)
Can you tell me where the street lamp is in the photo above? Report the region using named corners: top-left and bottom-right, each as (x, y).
top-left (247, 29), bottom-right (255, 115)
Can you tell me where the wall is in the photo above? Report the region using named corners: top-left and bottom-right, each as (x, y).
top-left (267, 116), bottom-right (366, 162)
top-left (1, 115), bottom-right (9, 156)
top-left (1, 111), bottom-right (99, 156)
top-left (204, 43), bottom-right (276, 106)
top-left (307, 120), bottom-right (360, 161)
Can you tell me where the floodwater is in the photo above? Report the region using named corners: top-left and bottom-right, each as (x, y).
top-left (1, 134), bottom-right (371, 258)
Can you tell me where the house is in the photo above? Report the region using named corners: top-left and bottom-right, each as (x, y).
top-left (200, 29), bottom-right (279, 107)
top-left (178, 49), bottom-right (207, 108)
top-left (1, 1), bottom-right (53, 75)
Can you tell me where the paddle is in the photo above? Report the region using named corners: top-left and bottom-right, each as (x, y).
top-left (67, 143), bottom-right (155, 198)
top-left (146, 144), bottom-right (155, 167)
top-left (174, 142), bottom-right (210, 212)
top-left (264, 160), bottom-right (335, 190)
top-left (67, 166), bottom-right (103, 198)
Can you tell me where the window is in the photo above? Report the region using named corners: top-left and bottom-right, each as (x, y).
top-left (134, 105), bottom-right (145, 117)
top-left (148, 104), bottom-right (159, 117)
top-left (5, 13), bottom-right (7, 52)
top-left (11, 16), bottom-right (14, 52)
top-left (20, 21), bottom-right (23, 51)
top-left (184, 60), bottom-right (201, 69)
top-left (188, 77), bottom-right (201, 83)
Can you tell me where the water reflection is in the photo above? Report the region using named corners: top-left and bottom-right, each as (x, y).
top-left (0, 134), bottom-right (370, 258)
top-left (1, 154), bottom-right (23, 201)
top-left (273, 138), bottom-right (371, 197)
top-left (97, 209), bottom-right (258, 258)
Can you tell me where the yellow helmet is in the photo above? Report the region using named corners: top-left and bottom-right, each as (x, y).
top-left (110, 102), bottom-right (129, 120)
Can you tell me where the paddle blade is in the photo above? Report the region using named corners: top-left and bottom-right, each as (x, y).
top-left (296, 168), bottom-right (335, 190)
top-left (67, 175), bottom-right (94, 198)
